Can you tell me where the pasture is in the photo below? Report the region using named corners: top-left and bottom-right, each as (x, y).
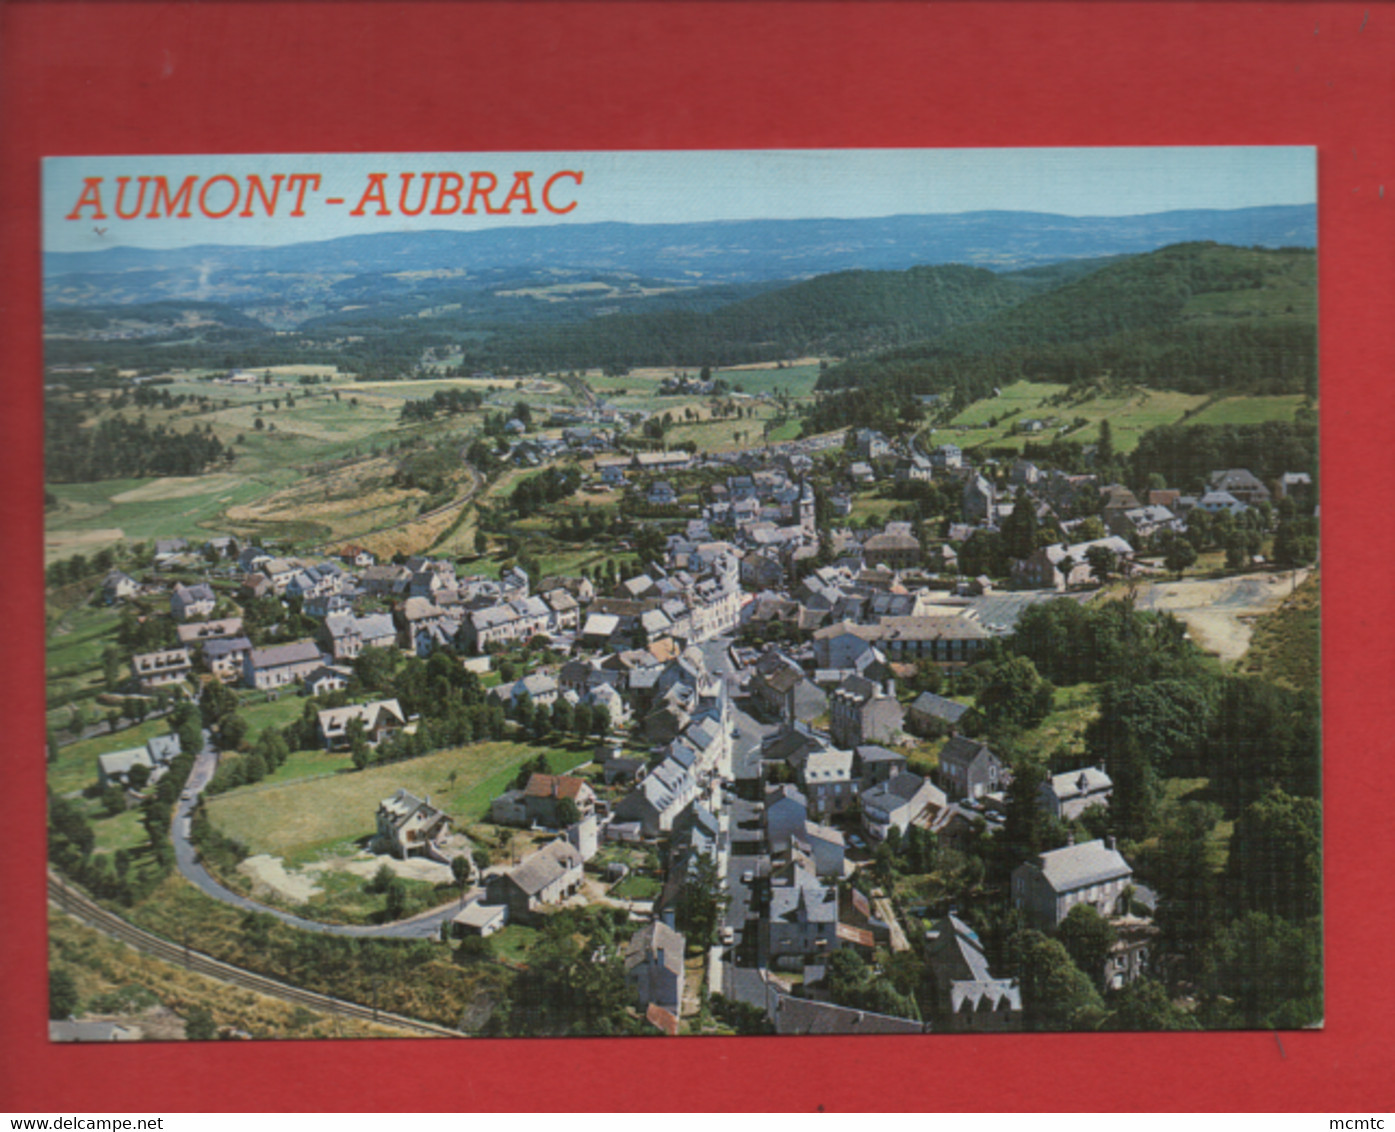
top-left (205, 740), bottom-right (591, 863)
top-left (1185, 395), bottom-right (1308, 426)
top-left (937, 380), bottom-right (1210, 456)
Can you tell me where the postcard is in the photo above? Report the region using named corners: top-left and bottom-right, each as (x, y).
top-left (41, 147), bottom-right (1320, 1042)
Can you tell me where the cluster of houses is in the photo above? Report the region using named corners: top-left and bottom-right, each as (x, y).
top-left (83, 434), bottom-right (1295, 1034)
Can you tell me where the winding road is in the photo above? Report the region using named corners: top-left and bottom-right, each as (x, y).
top-left (172, 731), bottom-right (468, 939)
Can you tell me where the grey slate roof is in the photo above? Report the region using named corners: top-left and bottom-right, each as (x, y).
top-left (908, 691), bottom-right (970, 724)
top-left (1034, 838), bottom-right (1132, 893)
top-left (771, 994), bottom-right (925, 1035)
top-left (508, 839), bottom-right (582, 896)
top-left (1047, 766), bottom-right (1113, 801)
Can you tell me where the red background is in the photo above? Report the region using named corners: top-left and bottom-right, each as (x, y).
top-left (2, 1), bottom-right (1392, 1113)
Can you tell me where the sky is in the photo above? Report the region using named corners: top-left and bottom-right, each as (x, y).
top-left (43, 147), bottom-right (1316, 254)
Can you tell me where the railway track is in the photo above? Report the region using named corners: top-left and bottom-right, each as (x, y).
top-left (47, 874), bottom-right (462, 1039)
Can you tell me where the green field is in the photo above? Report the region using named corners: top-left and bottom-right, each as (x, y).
top-left (90, 807), bottom-right (150, 854)
top-left (45, 474), bottom-right (283, 559)
top-left (716, 362), bottom-right (823, 398)
top-left (46, 601), bottom-right (126, 712)
top-left (234, 694), bottom-right (316, 747)
top-left (936, 380), bottom-right (1210, 456)
top-left (49, 716), bottom-right (178, 796)
top-left (206, 740), bottom-right (592, 863)
top-left (1186, 395), bottom-right (1308, 426)
top-left (661, 403), bottom-right (796, 453)
top-left (45, 371), bottom-right (497, 560)
top-left (610, 873), bottom-right (661, 901)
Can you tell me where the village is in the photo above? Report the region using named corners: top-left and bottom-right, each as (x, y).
top-left (49, 393), bottom-right (1319, 1037)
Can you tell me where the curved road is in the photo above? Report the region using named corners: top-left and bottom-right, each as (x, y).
top-left (173, 732), bottom-right (468, 939)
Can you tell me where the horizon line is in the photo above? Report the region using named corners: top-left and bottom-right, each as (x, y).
top-left (43, 202), bottom-right (1317, 259)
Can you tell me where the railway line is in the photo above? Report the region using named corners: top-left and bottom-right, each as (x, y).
top-left (47, 873), bottom-right (462, 1039)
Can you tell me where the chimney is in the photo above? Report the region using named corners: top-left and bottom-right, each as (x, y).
top-left (1066, 831), bottom-right (1075, 847)
top-left (1108, 835), bottom-right (1117, 852)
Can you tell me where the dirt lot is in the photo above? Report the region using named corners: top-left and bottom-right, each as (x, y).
top-left (239, 854), bottom-right (324, 903)
top-left (1131, 569), bottom-right (1311, 662)
top-left (305, 851), bottom-right (454, 885)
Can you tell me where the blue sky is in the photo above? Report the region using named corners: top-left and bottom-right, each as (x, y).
top-left (43, 147), bottom-right (1315, 254)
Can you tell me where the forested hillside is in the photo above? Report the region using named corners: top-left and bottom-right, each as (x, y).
top-left (813, 243), bottom-right (1317, 413)
top-left (441, 263), bottom-right (1033, 372)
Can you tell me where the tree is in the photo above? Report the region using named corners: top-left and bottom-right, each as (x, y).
top-left (551, 697), bottom-right (574, 736)
top-left (218, 712), bottom-right (249, 752)
top-left (1007, 928), bottom-right (1107, 1031)
top-left (1226, 788), bottom-right (1321, 923)
top-left (101, 644), bottom-right (125, 690)
top-left (555, 796), bottom-right (582, 828)
top-left (184, 1006), bottom-right (218, 1041)
top-left (384, 877), bottom-right (409, 921)
top-left (1102, 977), bottom-right (1199, 1031)
top-left (1075, 516), bottom-right (1107, 542)
top-left (999, 760), bottom-right (1057, 868)
top-left (1201, 912), bottom-right (1321, 1028)
top-left (1096, 418), bottom-right (1115, 466)
top-left (1272, 516), bottom-right (1317, 568)
top-left (450, 855), bottom-right (472, 890)
top-left (102, 784), bottom-right (128, 817)
top-left (49, 969), bottom-right (79, 1020)
top-left (126, 763), bottom-right (152, 792)
top-left (1143, 803), bottom-right (1222, 971)
top-left (1159, 532), bottom-right (1197, 577)
top-left (1056, 904), bottom-right (1117, 986)
top-left (1085, 544), bottom-right (1118, 586)
top-left (999, 487), bottom-right (1039, 560)
top-left (351, 735), bottom-right (373, 771)
top-left (200, 678), bottom-right (239, 726)
top-left (675, 853), bottom-right (728, 949)
top-left (974, 654), bottom-right (1054, 735)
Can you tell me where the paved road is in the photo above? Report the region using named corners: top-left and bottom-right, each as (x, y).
top-left (696, 636), bottom-right (774, 781)
top-left (171, 731), bottom-right (463, 939)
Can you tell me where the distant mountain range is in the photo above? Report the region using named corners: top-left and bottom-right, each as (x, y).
top-left (44, 206), bottom-right (1316, 319)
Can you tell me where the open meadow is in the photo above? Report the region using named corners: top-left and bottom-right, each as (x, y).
top-left (205, 739), bottom-right (592, 863)
top-left (934, 379), bottom-right (1211, 456)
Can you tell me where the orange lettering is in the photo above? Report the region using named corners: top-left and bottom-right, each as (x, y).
top-left (113, 176), bottom-right (151, 220)
top-left (398, 173), bottom-right (435, 217)
top-left (65, 177), bottom-right (108, 220)
top-left (198, 175), bottom-right (241, 219)
top-left (146, 175), bottom-right (198, 218)
top-left (349, 173), bottom-right (391, 216)
top-left (286, 174), bottom-right (322, 216)
top-left (464, 171), bottom-right (502, 214)
top-left (499, 172), bottom-right (537, 214)
top-left (432, 172), bottom-right (465, 214)
top-left (239, 174), bottom-right (285, 217)
top-left (542, 170), bottom-right (583, 214)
